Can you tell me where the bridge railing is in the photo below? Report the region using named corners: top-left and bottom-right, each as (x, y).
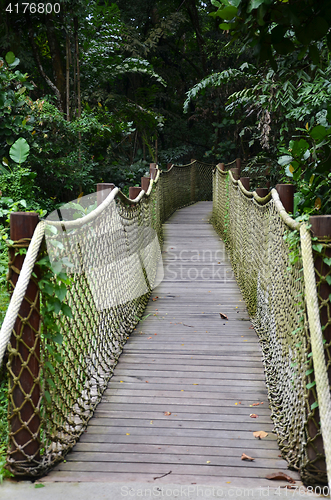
top-left (211, 166), bottom-right (331, 488)
top-left (0, 160), bottom-right (213, 477)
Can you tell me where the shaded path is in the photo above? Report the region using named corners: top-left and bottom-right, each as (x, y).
top-left (43, 202), bottom-right (300, 488)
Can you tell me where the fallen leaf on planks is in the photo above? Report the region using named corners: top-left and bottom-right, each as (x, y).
top-left (265, 472), bottom-right (296, 483)
top-left (220, 312), bottom-right (228, 320)
top-left (164, 412), bottom-right (171, 416)
top-left (241, 453), bottom-right (254, 461)
top-left (253, 431), bottom-right (268, 439)
top-left (250, 414), bottom-right (258, 418)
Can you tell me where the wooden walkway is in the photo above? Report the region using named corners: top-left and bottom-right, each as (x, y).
top-left (43, 202), bottom-right (300, 487)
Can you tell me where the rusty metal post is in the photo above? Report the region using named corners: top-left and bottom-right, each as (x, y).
top-left (167, 163), bottom-right (173, 171)
top-left (9, 212), bottom-right (41, 463)
top-left (218, 163), bottom-right (225, 172)
top-left (310, 215), bottom-right (331, 347)
top-left (97, 183), bottom-right (115, 206)
top-left (276, 184), bottom-right (294, 214)
top-left (255, 188), bottom-right (269, 198)
top-left (240, 177), bottom-right (250, 191)
top-left (149, 163), bottom-right (157, 180)
top-left (230, 168), bottom-right (239, 180)
top-left (235, 158), bottom-right (241, 177)
top-left (141, 176), bottom-right (150, 192)
top-left (129, 186), bottom-right (142, 200)
top-left (306, 215), bottom-right (331, 471)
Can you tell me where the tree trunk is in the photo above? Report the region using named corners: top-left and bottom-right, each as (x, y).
top-left (185, 0), bottom-right (207, 73)
top-left (45, 14), bottom-right (66, 107)
top-left (26, 14), bottom-right (63, 111)
top-left (74, 17), bottom-right (81, 120)
top-left (66, 32), bottom-right (70, 121)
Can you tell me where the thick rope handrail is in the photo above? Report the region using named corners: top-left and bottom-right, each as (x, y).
top-left (300, 224), bottom-right (331, 493)
top-left (0, 221), bottom-right (46, 366)
top-left (48, 187), bottom-right (119, 228)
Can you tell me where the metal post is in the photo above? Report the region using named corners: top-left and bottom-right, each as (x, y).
top-left (141, 176), bottom-right (150, 192)
top-left (307, 215), bottom-right (331, 471)
top-left (129, 186), bottom-right (142, 200)
top-left (276, 184), bottom-right (294, 214)
top-left (310, 216), bottom-right (331, 346)
top-left (167, 163), bottom-right (173, 171)
top-left (9, 212), bottom-right (41, 463)
top-left (255, 188), bottom-right (269, 198)
top-left (96, 183), bottom-right (115, 206)
top-left (218, 163), bottom-right (225, 172)
top-left (240, 177), bottom-right (250, 191)
top-left (235, 158), bottom-right (241, 177)
top-left (149, 163), bottom-right (157, 180)
top-left (230, 168), bottom-right (239, 180)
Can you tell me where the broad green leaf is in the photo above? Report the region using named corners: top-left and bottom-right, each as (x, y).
top-left (310, 125), bottom-right (328, 141)
top-left (53, 333), bottom-right (63, 345)
top-left (51, 260), bottom-right (62, 274)
top-left (312, 243), bottom-right (323, 253)
top-left (278, 154), bottom-right (293, 166)
top-left (44, 390), bottom-right (52, 403)
top-left (273, 39), bottom-right (295, 55)
top-left (219, 22), bottom-right (235, 29)
top-left (9, 137), bottom-right (30, 164)
top-left (326, 275), bottom-right (331, 286)
top-left (310, 401), bottom-right (319, 410)
top-left (306, 381), bottom-right (316, 389)
top-left (291, 139), bottom-right (309, 157)
top-left (62, 304), bottom-right (73, 319)
top-left (55, 284), bottom-right (67, 302)
top-left (45, 362), bottom-right (55, 375)
top-left (323, 257), bottom-right (331, 266)
top-left (5, 51), bottom-right (15, 65)
top-left (217, 5), bottom-right (237, 19)
top-left (247, 0), bottom-right (265, 13)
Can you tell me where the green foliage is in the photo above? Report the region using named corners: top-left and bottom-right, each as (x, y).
top-left (0, 370), bottom-right (12, 483)
top-left (0, 53), bottom-right (34, 164)
top-left (211, 0), bottom-right (331, 68)
top-left (9, 137), bottom-right (30, 165)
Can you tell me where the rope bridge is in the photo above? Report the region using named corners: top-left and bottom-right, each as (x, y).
top-left (0, 161), bottom-right (330, 489)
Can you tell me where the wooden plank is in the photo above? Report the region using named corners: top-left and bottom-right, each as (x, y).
top-left (72, 442), bottom-right (280, 459)
top-left (109, 376), bottom-right (266, 386)
top-left (111, 370), bottom-right (265, 381)
top-left (41, 470), bottom-right (301, 488)
top-left (104, 388), bottom-right (267, 398)
top-left (88, 418), bottom-right (273, 432)
top-left (106, 382), bottom-right (268, 394)
top-left (93, 410), bottom-right (269, 423)
top-left (79, 433), bottom-right (280, 450)
top-left (51, 461), bottom-right (291, 479)
top-left (83, 426), bottom-right (275, 441)
top-left (65, 451), bottom-right (288, 470)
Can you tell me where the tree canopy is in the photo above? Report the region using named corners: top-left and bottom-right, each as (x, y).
top-left (0, 0), bottom-right (330, 214)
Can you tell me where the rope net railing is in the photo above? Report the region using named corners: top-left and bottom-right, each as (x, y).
top-left (211, 167), bottom-right (331, 488)
top-left (0, 160), bottom-right (213, 477)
